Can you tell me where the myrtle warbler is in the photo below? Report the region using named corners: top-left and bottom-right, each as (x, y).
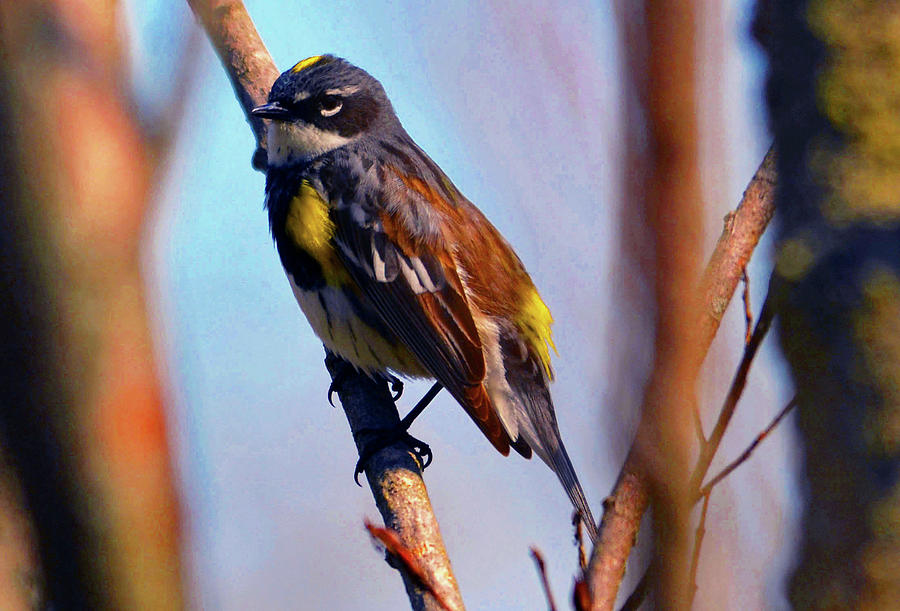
top-left (252, 55), bottom-right (599, 543)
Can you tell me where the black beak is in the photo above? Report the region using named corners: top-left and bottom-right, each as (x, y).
top-left (251, 101), bottom-right (291, 120)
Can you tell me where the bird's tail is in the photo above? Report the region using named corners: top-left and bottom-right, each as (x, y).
top-left (528, 409), bottom-right (601, 546)
top-left (501, 347), bottom-right (600, 544)
top-left (544, 431), bottom-right (600, 545)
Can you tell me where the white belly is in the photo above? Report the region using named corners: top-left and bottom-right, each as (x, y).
top-left (288, 276), bottom-right (427, 377)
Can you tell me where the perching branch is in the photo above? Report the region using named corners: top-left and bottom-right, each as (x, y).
top-left (587, 147), bottom-right (777, 610)
top-left (326, 354), bottom-right (465, 611)
top-left (187, 2), bottom-right (465, 609)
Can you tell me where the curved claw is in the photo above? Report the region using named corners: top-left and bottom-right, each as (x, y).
top-left (327, 379), bottom-right (339, 407)
top-left (327, 360), bottom-right (354, 407)
top-left (354, 459), bottom-right (366, 486)
top-left (407, 435), bottom-right (433, 470)
top-left (389, 376), bottom-right (404, 401)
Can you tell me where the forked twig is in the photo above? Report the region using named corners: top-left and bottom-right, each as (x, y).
top-left (699, 396), bottom-right (798, 498)
top-left (587, 147), bottom-right (776, 611)
top-left (689, 286), bottom-right (775, 495)
top-left (618, 281), bottom-right (780, 610)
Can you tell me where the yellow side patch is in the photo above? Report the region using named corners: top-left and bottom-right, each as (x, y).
top-left (516, 288), bottom-right (557, 379)
top-left (285, 181), bottom-right (348, 285)
top-left (291, 55), bottom-right (327, 73)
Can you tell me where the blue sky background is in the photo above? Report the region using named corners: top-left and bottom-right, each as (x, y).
top-left (129, 1), bottom-right (797, 608)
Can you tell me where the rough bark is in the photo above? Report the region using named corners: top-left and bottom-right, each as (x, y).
top-left (760, 0), bottom-right (900, 607)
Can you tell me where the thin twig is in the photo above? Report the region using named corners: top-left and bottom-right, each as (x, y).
top-left (530, 547), bottom-right (559, 611)
top-left (692, 398), bottom-right (706, 444)
top-left (687, 493), bottom-right (711, 607)
top-left (699, 396), bottom-right (798, 498)
top-left (741, 268), bottom-right (753, 345)
top-left (366, 521), bottom-right (456, 611)
top-left (688, 285), bottom-right (775, 495)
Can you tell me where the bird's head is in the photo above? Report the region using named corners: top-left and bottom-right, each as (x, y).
top-left (252, 55), bottom-right (397, 166)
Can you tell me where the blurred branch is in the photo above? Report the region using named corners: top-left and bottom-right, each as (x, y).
top-left (587, 146), bottom-right (777, 608)
top-left (0, 0), bottom-right (184, 608)
top-left (186, 2), bottom-right (465, 609)
top-left (761, 2), bottom-right (900, 605)
top-left (590, 1), bottom-right (702, 609)
top-left (637, 0), bottom-right (704, 605)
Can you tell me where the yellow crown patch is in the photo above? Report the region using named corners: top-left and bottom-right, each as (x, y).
top-left (290, 55), bottom-right (332, 74)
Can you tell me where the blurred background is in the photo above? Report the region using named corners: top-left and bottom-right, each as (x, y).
top-left (2, 0), bottom-right (796, 608)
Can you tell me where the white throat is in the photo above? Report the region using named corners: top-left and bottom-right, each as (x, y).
top-left (266, 121), bottom-right (353, 166)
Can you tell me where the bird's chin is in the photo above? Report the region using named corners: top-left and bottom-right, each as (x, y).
top-left (266, 121), bottom-right (353, 166)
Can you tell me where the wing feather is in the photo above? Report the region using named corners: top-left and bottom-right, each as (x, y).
top-left (330, 174), bottom-right (510, 454)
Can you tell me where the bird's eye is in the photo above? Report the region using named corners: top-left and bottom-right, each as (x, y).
top-left (319, 96), bottom-right (343, 117)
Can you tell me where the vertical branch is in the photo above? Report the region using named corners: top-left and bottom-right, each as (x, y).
top-left (636, 2), bottom-right (704, 608)
top-left (0, 1), bottom-right (184, 608)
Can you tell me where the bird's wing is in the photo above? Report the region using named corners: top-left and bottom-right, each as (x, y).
top-left (330, 162), bottom-right (512, 455)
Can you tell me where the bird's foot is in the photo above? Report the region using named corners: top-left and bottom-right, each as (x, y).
top-left (327, 359), bottom-right (356, 407)
top-left (352, 428), bottom-right (433, 485)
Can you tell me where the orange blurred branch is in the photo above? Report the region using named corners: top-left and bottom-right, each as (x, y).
top-left (0, 0), bottom-right (185, 608)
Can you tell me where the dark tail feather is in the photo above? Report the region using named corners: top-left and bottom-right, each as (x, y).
top-left (506, 376), bottom-right (599, 543)
top-left (547, 437), bottom-right (600, 545)
top-left (499, 331), bottom-right (599, 543)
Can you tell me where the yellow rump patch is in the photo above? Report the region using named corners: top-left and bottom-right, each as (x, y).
top-left (291, 55), bottom-right (328, 74)
top-left (516, 288), bottom-right (557, 379)
top-left (285, 180), bottom-right (349, 285)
